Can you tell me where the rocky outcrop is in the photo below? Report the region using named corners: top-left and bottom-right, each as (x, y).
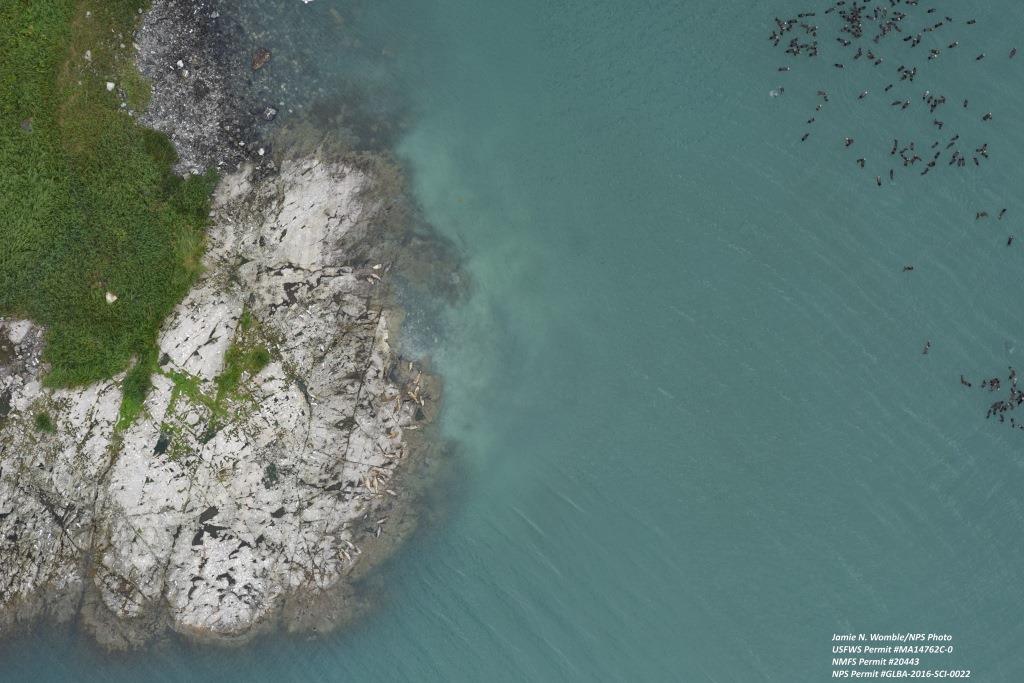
top-left (0, 155), bottom-right (432, 647)
top-left (0, 0), bottom-right (443, 647)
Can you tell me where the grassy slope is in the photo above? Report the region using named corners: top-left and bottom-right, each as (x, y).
top-left (0, 0), bottom-right (215, 394)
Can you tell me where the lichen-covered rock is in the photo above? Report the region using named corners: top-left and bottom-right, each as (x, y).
top-left (0, 156), bottom-right (427, 646)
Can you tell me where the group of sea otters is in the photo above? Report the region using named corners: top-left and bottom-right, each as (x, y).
top-left (961, 368), bottom-right (1024, 430)
top-left (770, 0), bottom-right (1015, 181)
top-left (770, 0), bottom-right (1023, 429)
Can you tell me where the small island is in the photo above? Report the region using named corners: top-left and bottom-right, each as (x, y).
top-left (0, 0), bottom-right (437, 648)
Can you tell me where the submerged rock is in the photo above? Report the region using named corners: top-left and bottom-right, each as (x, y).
top-left (251, 47), bottom-right (272, 71)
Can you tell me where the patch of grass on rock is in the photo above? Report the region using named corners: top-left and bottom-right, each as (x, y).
top-left (216, 344), bottom-right (271, 401)
top-left (0, 1), bottom-right (216, 402)
top-left (34, 411), bottom-right (55, 433)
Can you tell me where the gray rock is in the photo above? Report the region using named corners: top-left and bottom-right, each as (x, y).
top-left (135, 0), bottom-right (255, 173)
top-left (0, 156), bottom-right (427, 646)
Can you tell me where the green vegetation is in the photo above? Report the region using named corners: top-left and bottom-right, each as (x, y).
top-left (166, 368), bottom-right (214, 414)
top-left (33, 411), bottom-right (55, 433)
top-left (0, 2), bottom-right (215, 404)
top-left (216, 343), bottom-right (271, 401)
top-left (158, 318), bottom-right (273, 449)
top-left (238, 306), bottom-right (253, 332)
top-left (116, 345), bottom-right (158, 429)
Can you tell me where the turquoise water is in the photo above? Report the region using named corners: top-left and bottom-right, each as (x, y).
top-left (10, 0), bottom-right (1024, 679)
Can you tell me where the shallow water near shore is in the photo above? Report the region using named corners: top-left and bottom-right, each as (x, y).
top-left (11, 0), bottom-right (1024, 679)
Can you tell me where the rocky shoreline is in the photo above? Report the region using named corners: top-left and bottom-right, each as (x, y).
top-left (0, 0), bottom-right (440, 649)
